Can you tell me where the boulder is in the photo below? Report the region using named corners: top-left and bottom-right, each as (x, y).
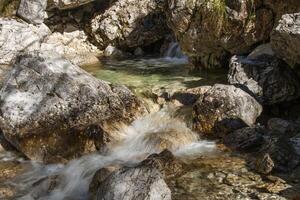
top-left (263, 0), bottom-right (300, 22)
top-left (41, 30), bottom-right (102, 66)
top-left (0, 52), bottom-right (145, 163)
top-left (193, 84), bottom-right (262, 136)
top-left (17, 0), bottom-right (47, 24)
top-left (224, 127), bottom-right (265, 151)
top-left (90, 0), bottom-right (169, 50)
top-left (166, 0), bottom-right (274, 69)
top-left (228, 55), bottom-right (300, 105)
top-left (47, 0), bottom-right (95, 10)
top-left (95, 165), bottom-right (171, 200)
top-left (271, 13), bottom-right (300, 66)
top-left (0, 19), bottom-right (50, 65)
top-left (93, 150), bottom-right (180, 200)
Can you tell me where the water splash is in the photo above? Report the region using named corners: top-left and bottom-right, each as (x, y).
top-left (11, 107), bottom-right (215, 200)
top-left (163, 42), bottom-right (188, 64)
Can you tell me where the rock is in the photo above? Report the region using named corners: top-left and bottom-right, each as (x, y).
top-left (267, 118), bottom-right (295, 135)
top-left (254, 153), bottom-right (275, 174)
top-left (0, 0), bottom-right (20, 17)
top-left (171, 86), bottom-right (211, 106)
top-left (224, 127), bottom-right (265, 151)
top-left (103, 45), bottom-right (125, 59)
top-left (0, 19), bottom-right (50, 65)
top-left (41, 30), bottom-right (102, 66)
top-left (47, 0), bottom-right (95, 10)
top-left (271, 13), bottom-right (300, 66)
top-left (228, 55), bottom-right (300, 105)
top-left (95, 165), bottom-right (171, 200)
top-left (17, 0), bottom-right (47, 24)
top-left (90, 0), bottom-right (169, 50)
top-left (166, 0), bottom-right (274, 69)
top-left (263, 0), bottom-right (300, 22)
top-left (134, 47), bottom-right (144, 56)
top-left (193, 84), bottom-right (262, 136)
top-left (0, 52), bottom-right (145, 163)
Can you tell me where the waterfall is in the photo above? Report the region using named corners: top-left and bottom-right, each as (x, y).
top-left (11, 107), bottom-right (215, 200)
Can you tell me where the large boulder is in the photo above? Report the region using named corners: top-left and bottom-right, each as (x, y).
top-left (263, 0), bottom-right (300, 22)
top-left (228, 55), bottom-right (300, 105)
top-left (193, 84), bottom-right (262, 136)
top-left (271, 13), bottom-right (300, 66)
top-left (0, 19), bottom-right (50, 65)
top-left (41, 30), bottom-right (102, 66)
top-left (166, 0), bottom-right (274, 69)
top-left (90, 0), bottom-right (169, 50)
top-left (0, 52), bottom-right (145, 163)
top-left (17, 0), bottom-right (47, 24)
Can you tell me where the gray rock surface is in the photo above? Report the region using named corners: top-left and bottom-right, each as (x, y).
top-left (193, 84), bottom-right (262, 136)
top-left (0, 52), bottom-right (145, 163)
top-left (0, 19), bottom-right (50, 65)
top-left (271, 13), bottom-right (300, 66)
top-left (228, 55), bottom-right (300, 105)
top-left (90, 0), bottom-right (169, 50)
top-left (41, 30), bottom-right (102, 66)
top-left (166, 0), bottom-right (274, 69)
top-left (17, 0), bottom-right (47, 24)
top-left (96, 168), bottom-right (171, 200)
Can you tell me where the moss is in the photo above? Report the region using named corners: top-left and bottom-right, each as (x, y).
top-left (201, 0), bottom-right (228, 35)
top-left (0, 0), bottom-right (19, 17)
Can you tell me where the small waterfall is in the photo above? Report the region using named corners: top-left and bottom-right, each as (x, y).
top-left (164, 42), bottom-right (188, 63)
top-left (11, 107), bottom-right (215, 200)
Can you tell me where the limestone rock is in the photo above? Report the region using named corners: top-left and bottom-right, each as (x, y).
top-left (41, 30), bottom-right (102, 66)
top-left (271, 13), bottom-right (300, 66)
top-left (193, 84), bottom-right (262, 136)
top-left (228, 55), bottom-right (300, 105)
top-left (0, 52), bottom-right (145, 163)
top-left (0, 19), bottom-right (50, 65)
top-left (17, 0), bottom-right (47, 24)
top-left (166, 0), bottom-right (274, 69)
top-left (90, 0), bottom-right (169, 50)
top-left (95, 165), bottom-right (171, 200)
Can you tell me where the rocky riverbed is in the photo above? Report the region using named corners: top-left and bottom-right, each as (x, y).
top-left (0, 0), bottom-right (300, 200)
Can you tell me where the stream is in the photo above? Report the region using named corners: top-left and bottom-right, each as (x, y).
top-left (0, 55), bottom-right (297, 200)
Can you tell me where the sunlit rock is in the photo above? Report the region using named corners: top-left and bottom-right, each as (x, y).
top-left (193, 84), bottom-right (262, 136)
top-left (0, 52), bottom-right (145, 163)
top-left (271, 13), bottom-right (300, 66)
top-left (0, 18), bottom-right (50, 65)
top-left (17, 0), bottom-right (47, 24)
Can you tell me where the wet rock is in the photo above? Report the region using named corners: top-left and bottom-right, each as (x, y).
top-left (254, 153), bottom-right (275, 174)
top-left (193, 84), bottom-right (262, 136)
top-left (103, 45), bottom-right (126, 59)
top-left (0, 52), bottom-right (145, 163)
top-left (228, 55), bottom-right (300, 105)
top-left (90, 0), bottom-right (169, 50)
top-left (224, 127), bottom-right (265, 151)
top-left (41, 30), bottom-right (102, 66)
top-left (171, 86), bottom-right (211, 106)
top-left (166, 0), bottom-right (274, 69)
top-left (267, 118), bottom-right (296, 135)
top-left (47, 0), bottom-right (95, 10)
top-left (0, 19), bottom-right (50, 65)
top-left (247, 43), bottom-right (274, 60)
top-left (17, 0), bottom-right (47, 24)
top-left (271, 13), bottom-right (300, 66)
top-left (95, 164), bottom-right (171, 200)
top-left (134, 47), bottom-right (144, 56)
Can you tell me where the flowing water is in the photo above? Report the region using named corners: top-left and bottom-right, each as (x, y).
top-left (0, 51), bottom-right (228, 200)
